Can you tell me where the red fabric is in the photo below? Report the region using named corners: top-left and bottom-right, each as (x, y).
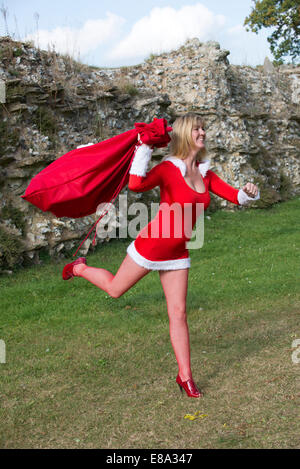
top-left (128, 161), bottom-right (239, 262)
top-left (21, 118), bottom-right (172, 219)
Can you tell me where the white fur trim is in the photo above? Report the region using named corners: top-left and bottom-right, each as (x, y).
top-left (161, 156), bottom-right (186, 176)
top-left (198, 159), bottom-right (210, 178)
top-left (162, 156), bottom-right (210, 177)
top-left (127, 240), bottom-right (191, 270)
top-left (238, 189), bottom-right (260, 206)
top-left (77, 143), bottom-right (94, 149)
top-left (129, 144), bottom-right (153, 177)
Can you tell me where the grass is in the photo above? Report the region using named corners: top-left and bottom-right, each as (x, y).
top-left (115, 77), bottom-right (139, 97)
top-left (0, 198), bottom-right (299, 449)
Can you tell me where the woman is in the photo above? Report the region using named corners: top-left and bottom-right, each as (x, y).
top-left (62, 113), bottom-right (259, 398)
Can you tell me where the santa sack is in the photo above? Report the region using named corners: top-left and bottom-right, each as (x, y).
top-left (21, 118), bottom-right (172, 219)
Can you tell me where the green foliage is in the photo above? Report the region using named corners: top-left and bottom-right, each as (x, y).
top-left (93, 114), bottom-right (111, 141)
top-left (147, 53), bottom-right (158, 62)
top-left (93, 114), bottom-right (104, 140)
top-left (244, 0), bottom-right (300, 63)
top-left (0, 43), bottom-right (13, 61)
top-left (0, 120), bottom-right (20, 154)
top-left (32, 106), bottom-right (57, 138)
top-left (279, 170), bottom-right (293, 200)
top-left (6, 83), bottom-right (25, 100)
top-left (0, 39), bottom-right (24, 61)
top-left (13, 47), bottom-right (23, 57)
top-left (116, 79), bottom-right (139, 97)
top-left (8, 68), bottom-right (20, 77)
top-left (1, 203), bottom-right (26, 235)
top-left (0, 225), bottom-right (23, 268)
top-left (0, 203), bottom-right (25, 268)
top-left (122, 83), bottom-right (139, 96)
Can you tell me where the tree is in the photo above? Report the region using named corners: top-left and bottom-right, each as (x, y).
top-left (244, 0), bottom-right (300, 63)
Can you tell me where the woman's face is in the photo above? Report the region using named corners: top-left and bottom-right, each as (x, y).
top-left (191, 123), bottom-right (206, 150)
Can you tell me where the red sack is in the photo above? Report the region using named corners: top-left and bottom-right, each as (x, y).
top-left (21, 118), bottom-right (172, 219)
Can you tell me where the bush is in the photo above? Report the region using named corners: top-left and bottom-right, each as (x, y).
top-left (116, 77), bottom-right (139, 97)
top-left (1, 204), bottom-right (26, 235)
top-left (32, 106), bottom-right (57, 138)
top-left (0, 120), bottom-right (20, 154)
top-left (0, 225), bottom-right (23, 268)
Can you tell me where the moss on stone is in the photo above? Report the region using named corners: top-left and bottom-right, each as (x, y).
top-left (6, 83), bottom-right (26, 100)
top-left (147, 53), bottom-right (158, 62)
top-left (0, 120), bottom-right (20, 154)
top-left (32, 106), bottom-right (57, 138)
top-left (1, 203), bottom-right (26, 235)
top-left (252, 175), bottom-right (281, 208)
top-left (116, 80), bottom-right (139, 97)
top-left (279, 171), bottom-right (293, 201)
top-left (13, 47), bottom-right (23, 58)
top-left (0, 225), bottom-right (23, 268)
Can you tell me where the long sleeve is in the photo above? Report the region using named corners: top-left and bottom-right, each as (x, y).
top-left (128, 144), bottom-right (163, 192)
top-left (208, 170), bottom-right (239, 204)
top-left (207, 170), bottom-right (260, 206)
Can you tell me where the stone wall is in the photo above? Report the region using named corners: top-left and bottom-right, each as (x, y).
top-left (0, 36), bottom-right (299, 270)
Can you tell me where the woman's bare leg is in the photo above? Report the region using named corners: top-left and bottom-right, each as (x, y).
top-left (73, 254), bottom-right (150, 298)
top-left (159, 268), bottom-right (192, 381)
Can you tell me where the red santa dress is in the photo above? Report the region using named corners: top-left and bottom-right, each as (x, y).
top-left (127, 144), bottom-right (260, 270)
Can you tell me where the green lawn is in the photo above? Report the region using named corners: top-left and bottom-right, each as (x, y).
top-left (0, 198), bottom-right (299, 449)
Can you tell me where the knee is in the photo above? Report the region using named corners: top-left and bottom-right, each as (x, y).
top-left (169, 304), bottom-right (187, 322)
top-left (108, 286), bottom-right (123, 299)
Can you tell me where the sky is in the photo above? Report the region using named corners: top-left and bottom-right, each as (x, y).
top-left (0, 0), bottom-right (274, 67)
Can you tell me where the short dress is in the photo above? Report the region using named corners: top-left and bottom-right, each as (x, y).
top-left (127, 145), bottom-right (259, 271)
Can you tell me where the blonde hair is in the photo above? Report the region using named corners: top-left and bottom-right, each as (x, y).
top-left (170, 113), bottom-right (206, 160)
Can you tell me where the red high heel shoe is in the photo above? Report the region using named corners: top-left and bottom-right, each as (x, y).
top-left (176, 374), bottom-right (203, 398)
top-left (62, 257), bottom-right (87, 280)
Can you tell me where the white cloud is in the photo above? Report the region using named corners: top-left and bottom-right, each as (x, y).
top-left (25, 12), bottom-right (125, 56)
top-left (109, 3), bottom-right (226, 61)
top-left (219, 23), bottom-right (273, 65)
top-left (227, 24), bottom-right (245, 35)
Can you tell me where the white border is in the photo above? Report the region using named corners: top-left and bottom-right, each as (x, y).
top-left (127, 240), bottom-right (191, 271)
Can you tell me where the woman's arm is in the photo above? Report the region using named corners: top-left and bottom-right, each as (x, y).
top-left (207, 170), bottom-right (260, 206)
top-left (128, 144), bottom-right (163, 192)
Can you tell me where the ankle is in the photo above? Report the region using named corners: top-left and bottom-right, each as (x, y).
top-left (179, 371), bottom-right (193, 382)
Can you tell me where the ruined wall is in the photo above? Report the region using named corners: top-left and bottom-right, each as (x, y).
top-left (0, 37), bottom-right (299, 269)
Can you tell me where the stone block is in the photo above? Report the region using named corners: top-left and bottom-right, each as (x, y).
top-left (0, 79), bottom-right (5, 103)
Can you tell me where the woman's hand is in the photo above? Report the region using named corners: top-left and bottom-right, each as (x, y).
top-left (137, 133), bottom-right (154, 149)
top-left (242, 182), bottom-right (259, 198)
